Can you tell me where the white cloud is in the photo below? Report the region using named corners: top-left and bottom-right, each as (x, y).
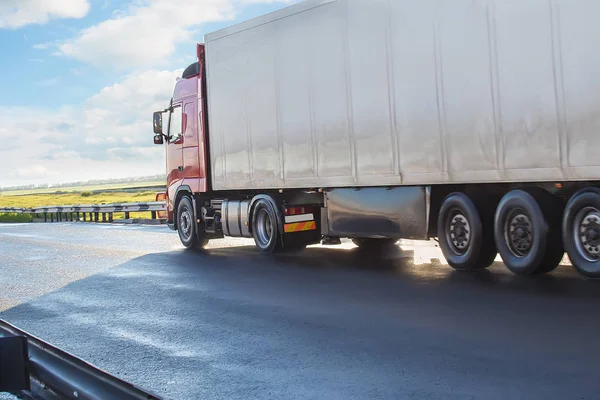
top-left (0, 0), bottom-right (90, 29)
top-left (32, 42), bottom-right (52, 50)
top-left (57, 0), bottom-right (296, 69)
top-left (16, 165), bottom-right (56, 180)
top-left (0, 69), bottom-right (181, 186)
top-left (36, 77), bottom-right (61, 86)
top-left (0, 0), bottom-right (298, 186)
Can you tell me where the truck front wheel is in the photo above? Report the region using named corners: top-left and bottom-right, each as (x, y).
top-left (177, 196), bottom-right (209, 250)
top-left (437, 192), bottom-right (496, 271)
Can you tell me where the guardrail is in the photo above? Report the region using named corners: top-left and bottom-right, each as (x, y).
top-left (0, 319), bottom-right (162, 400)
top-left (0, 202), bottom-right (167, 223)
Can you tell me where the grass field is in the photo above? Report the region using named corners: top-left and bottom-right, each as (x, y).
top-left (1, 181), bottom-right (165, 196)
top-left (0, 191), bottom-right (161, 221)
top-left (0, 213), bottom-right (33, 223)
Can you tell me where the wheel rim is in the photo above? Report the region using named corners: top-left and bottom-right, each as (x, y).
top-left (505, 209), bottom-right (533, 258)
top-left (573, 206), bottom-right (600, 263)
top-left (255, 208), bottom-right (273, 248)
top-left (179, 207), bottom-right (192, 241)
top-left (446, 208), bottom-right (471, 255)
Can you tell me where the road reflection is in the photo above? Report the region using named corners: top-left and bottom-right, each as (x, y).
top-left (196, 238), bottom-right (597, 299)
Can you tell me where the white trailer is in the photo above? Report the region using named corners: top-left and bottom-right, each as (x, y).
top-left (154, 0), bottom-right (600, 279)
top-left (205, 0), bottom-right (600, 190)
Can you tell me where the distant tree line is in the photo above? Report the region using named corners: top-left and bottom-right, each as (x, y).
top-left (1, 175), bottom-right (166, 192)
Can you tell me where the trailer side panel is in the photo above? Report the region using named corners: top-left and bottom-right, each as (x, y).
top-left (205, 0), bottom-right (600, 191)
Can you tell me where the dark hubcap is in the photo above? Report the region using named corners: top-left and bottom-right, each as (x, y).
top-left (446, 211), bottom-right (470, 255)
top-left (255, 209), bottom-right (273, 248)
top-left (506, 210), bottom-right (533, 258)
top-left (180, 209), bottom-right (192, 241)
top-left (574, 207), bottom-right (600, 262)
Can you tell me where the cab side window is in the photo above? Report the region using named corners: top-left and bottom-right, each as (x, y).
top-left (168, 106), bottom-right (182, 143)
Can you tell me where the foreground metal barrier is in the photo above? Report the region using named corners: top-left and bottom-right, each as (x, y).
top-left (0, 319), bottom-right (161, 399)
top-left (0, 202), bottom-right (167, 223)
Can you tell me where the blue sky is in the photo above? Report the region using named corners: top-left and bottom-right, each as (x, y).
top-left (0, 0), bottom-right (296, 187)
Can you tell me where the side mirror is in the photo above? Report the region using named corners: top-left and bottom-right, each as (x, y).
top-left (153, 134), bottom-right (164, 145)
top-left (153, 112), bottom-right (163, 134)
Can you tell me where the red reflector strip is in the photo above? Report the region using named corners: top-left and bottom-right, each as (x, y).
top-left (284, 221), bottom-right (317, 233)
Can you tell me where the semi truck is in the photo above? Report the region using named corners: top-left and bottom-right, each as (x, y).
top-left (153, 0), bottom-right (600, 279)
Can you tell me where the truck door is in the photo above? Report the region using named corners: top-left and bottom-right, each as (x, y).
top-left (182, 101), bottom-right (200, 181)
top-left (166, 104), bottom-right (184, 209)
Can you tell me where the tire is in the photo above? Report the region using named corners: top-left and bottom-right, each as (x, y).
top-left (494, 189), bottom-right (563, 276)
top-left (562, 188), bottom-right (600, 279)
top-left (177, 196), bottom-right (209, 250)
top-left (252, 199), bottom-right (282, 254)
top-left (351, 238), bottom-right (398, 250)
top-left (437, 192), bottom-right (497, 271)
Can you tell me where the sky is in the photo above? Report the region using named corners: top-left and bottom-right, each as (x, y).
top-left (0, 0), bottom-right (297, 187)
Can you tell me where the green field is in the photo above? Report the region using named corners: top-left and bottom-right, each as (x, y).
top-left (0, 191), bottom-right (162, 221)
top-left (0, 181), bottom-right (165, 197)
top-left (0, 213), bottom-right (33, 223)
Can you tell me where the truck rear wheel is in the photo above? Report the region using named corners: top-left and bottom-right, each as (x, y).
top-left (562, 188), bottom-right (600, 279)
top-left (252, 199), bottom-right (282, 254)
top-left (437, 192), bottom-right (496, 271)
top-left (494, 189), bottom-right (563, 276)
top-left (177, 196), bottom-right (209, 250)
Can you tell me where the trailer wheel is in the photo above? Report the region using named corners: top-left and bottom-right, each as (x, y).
top-left (562, 188), bottom-right (600, 279)
top-left (437, 193), bottom-right (496, 271)
top-left (252, 199), bottom-right (282, 254)
top-left (494, 189), bottom-right (563, 276)
top-left (177, 196), bottom-right (209, 250)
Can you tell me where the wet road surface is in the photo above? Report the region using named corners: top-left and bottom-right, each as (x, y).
top-left (1, 222), bottom-right (599, 399)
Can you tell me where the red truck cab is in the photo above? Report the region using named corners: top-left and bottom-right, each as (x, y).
top-left (153, 45), bottom-right (209, 224)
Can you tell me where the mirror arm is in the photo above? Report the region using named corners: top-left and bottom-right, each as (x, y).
top-left (162, 108), bottom-right (170, 138)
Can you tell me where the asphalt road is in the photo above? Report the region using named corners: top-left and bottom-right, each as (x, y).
top-left (1, 222), bottom-right (599, 400)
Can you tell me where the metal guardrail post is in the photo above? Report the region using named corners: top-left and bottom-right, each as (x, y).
top-left (0, 335), bottom-right (29, 393)
top-left (0, 319), bottom-right (162, 400)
